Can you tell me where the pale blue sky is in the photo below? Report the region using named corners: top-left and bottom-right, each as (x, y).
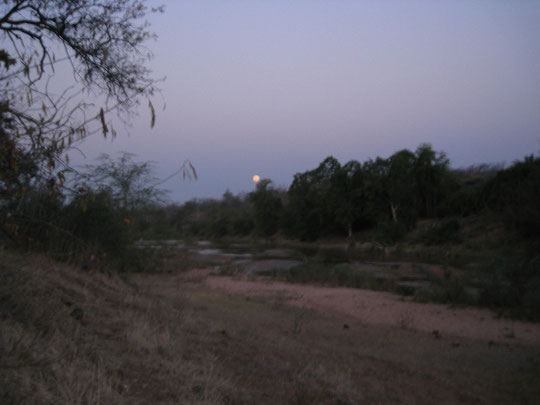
top-left (76, 0), bottom-right (540, 202)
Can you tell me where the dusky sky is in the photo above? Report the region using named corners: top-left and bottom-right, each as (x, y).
top-left (75, 0), bottom-right (540, 203)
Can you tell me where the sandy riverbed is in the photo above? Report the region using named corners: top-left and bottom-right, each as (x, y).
top-left (179, 269), bottom-right (540, 345)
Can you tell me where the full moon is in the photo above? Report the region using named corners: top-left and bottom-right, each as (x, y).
top-left (252, 174), bottom-right (260, 183)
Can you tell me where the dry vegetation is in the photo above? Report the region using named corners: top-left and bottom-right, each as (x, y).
top-left (0, 250), bottom-right (228, 404)
top-left (1, 249), bottom-right (540, 404)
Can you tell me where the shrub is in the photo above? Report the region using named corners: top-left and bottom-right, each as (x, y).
top-left (483, 155), bottom-right (540, 239)
top-left (414, 277), bottom-right (475, 306)
top-left (374, 221), bottom-right (408, 244)
top-left (282, 262), bottom-right (382, 290)
top-left (6, 188), bottom-right (72, 256)
top-left (419, 218), bottom-right (462, 245)
top-left (65, 191), bottom-right (128, 257)
top-left (478, 257), bottom-right (540, 321)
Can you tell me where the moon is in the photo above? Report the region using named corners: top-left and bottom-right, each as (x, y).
top-left (252, 174), bottom-right (260, 183)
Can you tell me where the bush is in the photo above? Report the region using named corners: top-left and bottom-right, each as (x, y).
top-left (65, 191), bottom-right (129, 257)
top-left (232, 216), bottom-right (254, 236)
top-left (282, 262), bottom-right (383, 290)
top-left (374, 221), bottom-right (408, 244)
top-left (414, 277), bottom-right (475, 306)
top-left (522, 276), bottom-right (540, 321)
top-left (483, 155), bottom-right (540, 239)
top-left (419, 218), bottom-right (461, 245)
top-left (6, 188), bottom-right (71, 256)
top-left (478, 257), bottom-right (540, 321)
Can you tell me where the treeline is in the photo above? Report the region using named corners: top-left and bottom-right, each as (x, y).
top-left (2, 144), bottom-right (539, 268)
top-left (142, 144), bottom-right (540, 244)
top-left (2, 144), bottom-right (539, 317)
top-left (0, 153), bottom-right (168, 271)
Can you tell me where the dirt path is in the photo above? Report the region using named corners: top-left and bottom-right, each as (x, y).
top-left (184, 270), bottom-right (540, 346)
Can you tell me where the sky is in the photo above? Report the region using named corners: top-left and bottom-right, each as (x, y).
top-left (75, 0), bottom-right (540, 203)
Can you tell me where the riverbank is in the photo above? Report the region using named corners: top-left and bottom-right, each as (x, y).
top-left (2, 249), bottom-right (539, 404)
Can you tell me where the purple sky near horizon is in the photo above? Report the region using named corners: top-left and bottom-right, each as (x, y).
top-left (75, 0), bottom-right (540, 203)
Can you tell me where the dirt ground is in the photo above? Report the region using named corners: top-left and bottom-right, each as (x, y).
top-left (196, 270), bottom-right (540, 345)
top-left (3, 250), bottom-right (539, 404)
top-left (141, 268), bottom-right (540, 404)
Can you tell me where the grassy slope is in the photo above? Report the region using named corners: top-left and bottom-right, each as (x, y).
top-left (0, 250), bottom-right (228, 404)
top-left (1, 249), bottom-right (539, 404)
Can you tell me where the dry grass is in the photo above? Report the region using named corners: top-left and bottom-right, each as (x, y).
top-left (0, 250), bottom-right (229, 404)
top-left (2, 249), bottom-right (539, 404)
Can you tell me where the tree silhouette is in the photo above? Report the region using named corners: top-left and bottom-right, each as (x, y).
top-left (78, 152), bottom-right (168, 212)
top-left (249, 179), bottom-right (282, 237)
top-left (0, 0), bottom-right (161, 208)
top-left (0, 0), bottom-right (161, 241)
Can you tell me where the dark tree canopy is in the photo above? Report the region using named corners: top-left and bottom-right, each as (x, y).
top-left (1, 0), bottom-right (159, 103)
top-left (0, 0), bottom-right (161, 229)
top-left (249, 179), bottom-right (282, 237)
top-left (78, 152), bottom-right (168, 212)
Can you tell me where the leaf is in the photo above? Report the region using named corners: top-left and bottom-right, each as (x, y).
top-left (189, 161), bottom-right (198, 180)
top-left (10, 158), bottom-right (18, 175)
top-left (149, 100), bottom-right (156, 128)
top-left (81, 198), bottom-right (88, 213)
top-left (99, 108), bottom-right (108, 137)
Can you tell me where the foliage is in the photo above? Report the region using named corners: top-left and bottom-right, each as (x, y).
top-left (2, 151), bottom-right (172, 271)
top-left (373, 220), bottom-right (409, 244)
top-left (0, 0), bottom-right (161, 242)
top-left (327, 159), bottom-right (366, 239)
top-left (418, 218), bottom-right (462, 245)
top-left (478, 256), bottom-right (540, 321)
top-left (0, 108), bottom-right (38, 210)
top-left (413, 276), bottom-right (475, 306)
top-left (77, 152), bottom-right (169, 212)
top-left (282, 144), bottom-right (450, 241)
top-left (483, 154), bottom-right (540, 239)
top-left (248, 179), bottom-right (282, 237)
top-left (167, 192), bottom-right (254, 239)
top-left (7, 186), bottom-right (69, 253)
top-left (443, 164), bottom-right (499, 216)
top-left (361, 149), bottom-right (420, 230)
top-left (386, 149), bottom-right (418, 226)
top-left (271, 262), bottom-right (376, 289)
top-left (64, 190), bottom-right (128, 256)
top-left (413, 143), bottom-right (451, 218)
top-left (286, 156), bottom-right (343, 240)
top-left (166, 144), bottom-right (540, 247)
top-left (362, 156), bottom-right (391, 225)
